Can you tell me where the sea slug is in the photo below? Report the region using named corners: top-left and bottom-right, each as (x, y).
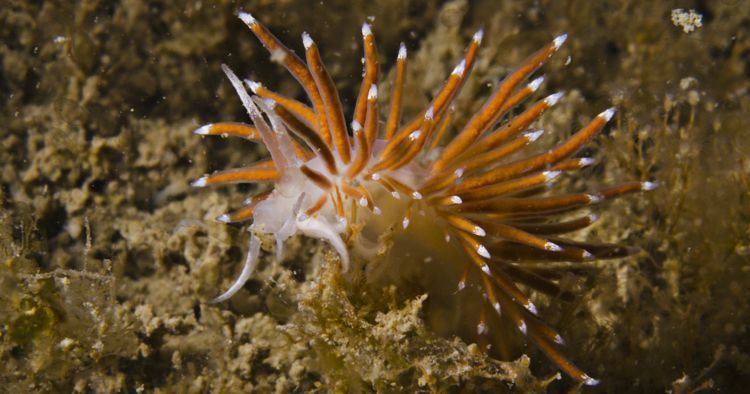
top-left (192, 12), bottom-right (655, 385)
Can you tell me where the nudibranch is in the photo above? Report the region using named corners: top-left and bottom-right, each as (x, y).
top-left (192, 12), bottom-right (656, 385)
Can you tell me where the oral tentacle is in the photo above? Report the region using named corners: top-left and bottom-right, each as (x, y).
top-left (210, 233), bottom-right (261, 304)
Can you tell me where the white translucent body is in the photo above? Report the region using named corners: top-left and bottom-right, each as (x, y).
top-left (210, 65), bottom-right (419, 303)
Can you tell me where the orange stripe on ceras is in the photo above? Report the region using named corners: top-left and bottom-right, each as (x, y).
top-left (599, 182), bottom-right (643, 198)
top-left (381, 175), bottom-right (418, 197)
top-left (239, 13), bottom-right (332, 145)
top-left (453, 193), bottom-right (596, 214)
top-left (305, 194), bottom-right (328, 216)
top-left (479, 273), bottom-right (528, 336)
top-left (273, 105), bottom-right (338, 175)
top-left (198, 122), bottom-right (261, 139)
top-left (460, 91), bottom-right (558, 161)
top-left (222, 190), bottom-right (272, 223)
top-left (451, 109), bottom-right (610, 194)
top-left (497, 262), bottom-right (567, 299)
top-left (201, 161), bottom-right (279, 185)
top-left (419, 177), bottom-right (457, 200)
top-left (433, 35), bottom-right (565, 172)
top-left (345, 124), bottom-right (370, 179)
top-left (457, 170), bottom-right (555, 202)
top-left (363, 85), bottom-right (379, 155)
top-left (380, 70), bottom-right (456, 159)
top-left (456, 232), bottom-right (534, 310)
top-left (250, 82), bottom-right (318, 129)
top-left (332, 186), bottom-right (345, 218)
top-left (441, 213), bottom-right (485, 236)
top-left (451, 131), bottom-right (539, 179)
top-left (267, 105), bottom-right (314, 161)
top-left (303, 33), bottom-right (352, 164)
top-left (479, 221), bottom-right (560, 252)
top-left (300, 164), bottom-right (333, 190)
top-left (356, 185), bottom-right (376, 211)
top-left (447, 93), bottom-right (548, 174)
top-left (341, 183), bottom-right (367, 206)
top-left (426, 105), bottom-right (455, 153)
top-left (429, 30), bottom-right (481, 114)
top-left (508, 214), bottom-right (597, 235)
top-left (370, 108), bottom-right (435, 173)
top-left (353, 23), bottom-right (379, 127)
top-left (384, 43), bottom-right (407, 140)
top-left (528, 328), bottom-right (592, 384)
top-left (455, 182), bottom-right (642, 217)
top-left (389, 30), bottom-right (481, 147)
top-left (387, 110), bottom-right (436, 171)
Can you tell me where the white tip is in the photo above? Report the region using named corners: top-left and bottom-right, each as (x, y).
top-left (528, 76), bottom-right (545, 92)
top-left (545, 91), bottom-right (565, 106)
top-left (582, 375), bottom-right (601, 386)
top-left (402, 217), bottom-right (410, 229)
top-left (473, 28), bottom-right (484, 44)
top-left (553, 33), bottom-right (568, 50)
top-left (457, 280), bottom-right (466, 291)
top-left (373, 206), bottom-right (382, 215)
top-left (370, 173), bottom-right (381, 181)
top-left (524, 129), bottom-right (544, 142)
top-left (450, 195), bottom-right (463, 204)
top-left (361, 22), bottom-right (372, 37)
top-left (194, 124), bottom-right (212, 135)
top-left (408, 130), bottom-right (421, 141)
top-left (368, 84), bottom-right (378, 100)
top-left (412, 191), bottom-right (423, 200)
top-left (473, 226), bottom-right (486, 237)
top-left (543, 171), bottom-right (562, 181)
top-left (302, 32), bottom-right (313, 49)
top-left (545, 242), bottom-right (562, 252)
top-left (453, 168), bottom-right (465, 178)
top-left (526, 301), bottom-right (538, 315)
top-left (481, 263), bottom-right (491, 274)
top-left (191, 176), bottom-right (208, 187)
top-left (391, 191), bottom-right (401, 199)
top-left (554, 334), bottom-right (565, 345)
top-left (493, 302), bottom-right (501, 313)
top-left (588, 213), bottom-right (600, 222)
top-left (216, 214), bottom-right (231, 223)
top-left (641, 181), bottom-right (659, 191)
top-left (358, 197), bottom-right (368, 207)
top-left (238, 11), bottom-right (257, 26)
top-left (244, 80), bottom-right (261, 93)
top-left (424, 106), bottom-right (434, 120)
top-left (587, 193), bottom-right (604, 203)
top-left (477, 244), bottom-right (491, 259)
top-left (452, 59), bottom-right (466, 76)
top-left (578, 157), bottom-right (596, 167)
top-left (519, 321), bottom-right (527, 335)
top-left (351, 120), bottom-right (362, 131)
top-left (477, 322), bottom-right (487, 335)
top-left (445, 234), bottom-right (451, 243)
top-left (600, 107), bottom-right (616, 121)
top-left (397, 43), bottom-right (407, 60)
top-left (262, 98), bottom-right (276, 109)
top-left (582, 250), bottom-right (594, 260)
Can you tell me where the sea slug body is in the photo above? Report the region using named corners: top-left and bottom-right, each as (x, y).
top-left (192, 11), bottom-right (655, 385)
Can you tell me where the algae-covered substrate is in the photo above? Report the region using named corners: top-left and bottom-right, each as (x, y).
top-left (2, 1), bottom-right (749, 392)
